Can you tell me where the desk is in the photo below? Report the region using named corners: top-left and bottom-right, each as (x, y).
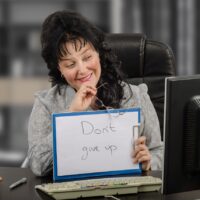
top-left (0, 167), bottom-right (200, 200)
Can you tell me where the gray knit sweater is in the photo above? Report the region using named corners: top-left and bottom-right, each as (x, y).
top-left (28, 82), bottom-right (163, 176)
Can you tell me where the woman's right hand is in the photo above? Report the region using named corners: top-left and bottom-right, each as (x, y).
top-left (68, 84), bottom-right (97, 112)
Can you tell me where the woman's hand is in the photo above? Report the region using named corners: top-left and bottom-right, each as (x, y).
top-left (68, 84), bottom-right (97, 112)
top-left (132, 136), bottom-right (151, 171)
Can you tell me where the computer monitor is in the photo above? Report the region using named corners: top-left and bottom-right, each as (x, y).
top-left (162, 75), bottom-right (200, 194)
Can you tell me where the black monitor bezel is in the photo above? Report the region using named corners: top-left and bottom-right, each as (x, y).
top-left (162, 75), bottom-right (200, 194)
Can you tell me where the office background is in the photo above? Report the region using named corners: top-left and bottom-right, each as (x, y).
top-left (0, 0), bottom-right (199, 166)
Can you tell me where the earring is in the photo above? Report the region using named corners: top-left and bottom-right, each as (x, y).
top-left (61, 74), bottom-right (64, 79)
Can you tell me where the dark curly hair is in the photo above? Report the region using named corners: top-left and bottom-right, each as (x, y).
top-left (41, 10), bottom-right (125, 109)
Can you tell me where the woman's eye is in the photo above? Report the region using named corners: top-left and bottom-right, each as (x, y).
top-left (83, 55), bottom-right (92, 61)
top-left (66, 63), bottom-right (75, 68)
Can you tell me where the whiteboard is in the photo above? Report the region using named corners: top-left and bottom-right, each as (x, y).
top-left (52, 108), bottom-right (141, 181)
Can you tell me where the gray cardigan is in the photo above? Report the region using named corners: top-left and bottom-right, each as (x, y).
top-left (28, 82), bottom-right (163, 176)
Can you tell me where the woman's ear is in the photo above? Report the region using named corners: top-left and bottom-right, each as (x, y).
top-left (61, 73), bottom-right (64, 79)
top-left (58, 65), bottom-right (64, 79)
top-left (58, 64), bottom-right (61, 72)
top-left (58, 65), bottom-right (62, 74)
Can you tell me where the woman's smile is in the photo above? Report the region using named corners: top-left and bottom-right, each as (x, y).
top-left (77, 73), bottom-right (93, 83)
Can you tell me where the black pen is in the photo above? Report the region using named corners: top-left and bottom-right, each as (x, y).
top-left (9, 177), bottom-right (27, 189)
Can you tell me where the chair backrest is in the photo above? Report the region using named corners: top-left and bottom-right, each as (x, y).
top-left (105, 33), bottom-right (176, 139)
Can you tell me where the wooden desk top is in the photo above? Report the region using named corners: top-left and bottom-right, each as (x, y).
top-left (0, 167), bottom-right (200, 200)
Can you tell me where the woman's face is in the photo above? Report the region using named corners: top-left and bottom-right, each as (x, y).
top-left (58, 40), bottom-right (101, 91)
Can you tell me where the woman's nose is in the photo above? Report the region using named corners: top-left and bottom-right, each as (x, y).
top-left (77, 62), bottom-right (87, 74)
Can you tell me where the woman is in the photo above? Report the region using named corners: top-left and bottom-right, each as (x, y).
top-left (28, 10), bottom-right (163, 176)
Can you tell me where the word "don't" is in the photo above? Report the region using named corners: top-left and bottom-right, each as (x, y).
top-left (81, 121), bottom-right (117, 135)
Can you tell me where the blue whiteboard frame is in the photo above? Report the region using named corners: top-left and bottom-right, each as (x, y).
top-left (52, 107), bottom-right (141, 182)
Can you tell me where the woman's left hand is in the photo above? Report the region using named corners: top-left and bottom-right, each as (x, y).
top-left (132, 136), bottom-right (151, 171)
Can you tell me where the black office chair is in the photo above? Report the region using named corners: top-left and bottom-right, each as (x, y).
top-left (105, 33), bottom-right (176, 139)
